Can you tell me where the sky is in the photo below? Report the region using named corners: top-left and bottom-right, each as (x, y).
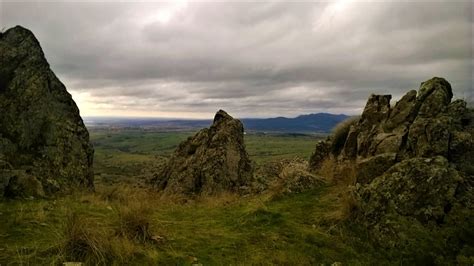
top-left (1, 0), bottom-right (473, 119)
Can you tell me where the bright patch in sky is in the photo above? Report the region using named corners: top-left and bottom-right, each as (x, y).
top-left (146, 0), bottom-right (188, 24)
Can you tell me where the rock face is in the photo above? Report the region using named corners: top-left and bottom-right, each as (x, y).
top-left (0, 26), bottom-right (94, 198)
top-left (310, 77), bottom-right (473, 182)
top-left (154, 110), bottom-right (252, 195)
top-left (310, 77), bottom-right (474, 261)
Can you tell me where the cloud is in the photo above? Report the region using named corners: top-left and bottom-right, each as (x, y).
top-left (1, 0), bottom-right (472, 118)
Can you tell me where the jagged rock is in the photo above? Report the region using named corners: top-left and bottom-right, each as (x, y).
top-left (383, 90), bottom-right (417, 131)
top-left (309, 140), bottom-right (331, 170)
top-left (311, 77), bottom-right (473, 184)
top-left (309, 77), bottom-right (474, 261)
top-left (359, 94), bottom-right (391, 129)
top-left (0, 26), bottom-right (94, 198)
top-left (153, 110), bottom-right (252, 195)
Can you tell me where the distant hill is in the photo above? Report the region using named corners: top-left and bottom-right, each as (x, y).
top-left (85, 113), bottom-right (349, 133)
top-left (242, 113), bottom-right (349, 133)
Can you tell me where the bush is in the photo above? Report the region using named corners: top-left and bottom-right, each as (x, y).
top-left (330, 116), bottom-right (360, 156)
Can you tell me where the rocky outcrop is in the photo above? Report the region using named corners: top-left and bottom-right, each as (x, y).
top-left (310, 77), bottom-right (473, 183)
top-left (153, 110), bottom-right (252, 195)
top-left (0, 26), bottom-right (94, 198)
top-left (309, 77), bottom-right (474, 261)
top-left (308, 140), bottom-right (331, 170)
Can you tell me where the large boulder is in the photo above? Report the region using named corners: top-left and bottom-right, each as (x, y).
top-left (0, 26), bottom-right (94, 198)
top-left (356, 156), bottom-right (465, 225)
top-left (153, 110), bottom-right (253, 195)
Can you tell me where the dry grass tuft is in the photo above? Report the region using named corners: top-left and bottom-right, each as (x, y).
top-left (61, 212), bottom-right (110, 264)
top-left (98, 185), bottom-right (135, 203)
top-left (196, 191), bottom-right (240, 207)
top-left (318, 158), bottom-right (357, 185)
top-left (317, 158), bottom-right (359, 223)
top-left (330, 116), bottom-right (360, 156)
top-left (322, 185), bottom-right (358, 224)
top-left (116, 201), bottom-right (154, 243)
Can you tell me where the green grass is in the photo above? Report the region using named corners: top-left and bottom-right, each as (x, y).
top-left (0, 129), bottom-right (397, 264)
top-left (0, 185), bottom-right (393, 265)
top-left (91, 130), bottom-right (320, 174)
top-left (245, 133), bottom-right (320, 164)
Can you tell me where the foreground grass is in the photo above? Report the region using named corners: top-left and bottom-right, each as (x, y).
top-left (0, 131), bottom-right (392, 264)
top-left (0, 183), bottom-right (392, 265)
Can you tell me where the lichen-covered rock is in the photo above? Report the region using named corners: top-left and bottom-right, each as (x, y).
top-left (309, 77), bottom-right (474, 262)
top-left (309, 139), bottom-right (331, 170)
top-left (153, 110), bottom-right (252, 195)
top-left (311, 77), bottom-right (473, 184)
top-left (271, 159), bottom-right (325, 196)
top-left (0, 26), bottom-right (94, 198)
top-left (356, 156), bottom-right (465, 224)
top-left (353, 156), bottom-right (474, 262)
top-left (3, 170), bottom-right (45, 198)
top-left (355, 153), bottom-right (397, 185)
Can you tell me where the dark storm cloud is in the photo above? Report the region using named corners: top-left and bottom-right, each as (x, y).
top-left (1, 0), bottom-right (472, 118)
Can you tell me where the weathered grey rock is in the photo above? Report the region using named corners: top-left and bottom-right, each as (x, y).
top-left (309, 77), bottom-right (474, 261)
top-left (153, 110), bottom-right (252, 195)
top-left (383, 90), bottom-right (417, 131)
top-left (309, 140), bottom-right (331, 170)
top-left (0, 26), bottom-right (94, 198)
top-left (355, 153), bottom-right (397, 185)
top-left (359, 94), bottom-right (392, 128)
top-left (3, 170), bottom-right (45, 198)
top-left (311, 77), bottom-right (473, 184)
top-left (356, 156), bottom-right (464, 224)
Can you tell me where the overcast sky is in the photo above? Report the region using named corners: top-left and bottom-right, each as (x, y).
top-left (1, 0), bottom-right (472, 118)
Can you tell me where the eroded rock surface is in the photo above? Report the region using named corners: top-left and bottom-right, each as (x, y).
top-left (309, 77), bottom-right (474, 261)
top-left (153, 110), bottom-right (252, 195)
top-left (0, 26), bottom-right (94, 198)
top-left (310, 77), bottom-right (473, 183)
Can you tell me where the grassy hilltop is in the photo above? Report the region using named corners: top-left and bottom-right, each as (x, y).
top-left (0, 130), bottom-right (392, 265)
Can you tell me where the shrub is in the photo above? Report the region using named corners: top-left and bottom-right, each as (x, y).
top-left (330, 116), bottom-right (360, 156)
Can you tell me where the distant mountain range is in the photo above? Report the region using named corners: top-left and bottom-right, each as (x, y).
top-left (242, 113), bottom-right (349, 133)
top-left (84, 113), bottom-right (349, 133)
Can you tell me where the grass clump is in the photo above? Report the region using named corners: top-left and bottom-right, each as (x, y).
top-left (116, 199), bottom-right (154, 243)
top-left (60, 212), bottom-right (110, 265)
top-left (330, 116), bottom-right (359, 156)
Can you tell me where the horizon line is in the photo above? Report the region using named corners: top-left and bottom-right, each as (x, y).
top-left (82, 112), bottom-right (350, 121)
